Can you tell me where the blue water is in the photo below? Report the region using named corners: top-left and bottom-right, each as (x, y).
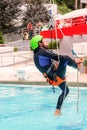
top-left (0, 84), bottom-right (87, 130)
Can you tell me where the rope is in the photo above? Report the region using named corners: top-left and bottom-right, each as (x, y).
top-left (77, 68), bottom-right (79, 113)
top-left (50, 1), bottom-right (67, 106)
top-left (50, 2), bottom-right (68, 109)
top-left (49, 0), bottom-right (55, 93)
top-left (58, 26), bottom-right (80, 113)
top-left (48, 0), bottom-right (80, 113)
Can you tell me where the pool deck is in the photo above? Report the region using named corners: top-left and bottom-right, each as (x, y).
top-left (0, 51), bottom-right (87, 86)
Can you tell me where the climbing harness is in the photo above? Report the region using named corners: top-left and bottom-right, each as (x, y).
top-left (43, 60), bottom-right (65, 86)
top-left (48, 76), bottom-right (65, 86)
top-left (44, 73), bottom-right (65, 88)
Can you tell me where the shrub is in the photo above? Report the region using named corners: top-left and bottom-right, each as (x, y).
top-left (48, 40), bottom-right (60, 49)
top-left (14, 47), bottom-right (18, 52)
top-left (0, 33), bottom-right (4, 44)
top-left (84, 57), bottom-right (87, 67)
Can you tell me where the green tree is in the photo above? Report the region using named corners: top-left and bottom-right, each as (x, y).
top-left (55, 0), bottom-right (75, 10)
top-left (55, 0), bottom-right (83, 10)
top-left (0, 0), bottom-right (22, 34)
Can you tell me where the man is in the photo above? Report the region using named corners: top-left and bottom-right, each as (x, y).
top-left (27, 21), bottom-right (33, 39)
top-left (30, 35), bottom-right (83, 116)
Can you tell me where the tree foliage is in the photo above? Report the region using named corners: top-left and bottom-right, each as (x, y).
top-left (0, 0), bottom-right (22, 34)
top-left (54, 0), bottom-right (75, 10)
top-left (22, 0), bottom-right (50, 27)
top-left (0, 0), bottom-right (85, 34)
top-left (55, 0), bottom-right (86, 10)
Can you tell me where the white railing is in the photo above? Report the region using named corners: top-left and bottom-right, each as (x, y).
top-left (0, 51), bottom-right (33, 67)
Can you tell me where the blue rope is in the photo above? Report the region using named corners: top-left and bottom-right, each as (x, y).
top-left (71, 49), bottom-right (78, 58)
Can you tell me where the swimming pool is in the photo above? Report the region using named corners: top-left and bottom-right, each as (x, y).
top-left (0, 84), bottom-right (87, 130)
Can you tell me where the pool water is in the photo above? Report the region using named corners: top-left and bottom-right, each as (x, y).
top-left (0, 84), bottom-right (87, 130)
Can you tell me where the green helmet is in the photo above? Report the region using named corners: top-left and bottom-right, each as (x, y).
top-left (30, 35), bottom-right (43, 50)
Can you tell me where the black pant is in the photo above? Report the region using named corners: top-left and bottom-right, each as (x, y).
top-left (55, 56), bottom-right (76, 109)
top-left (56, 81), bottom-right (69, 110)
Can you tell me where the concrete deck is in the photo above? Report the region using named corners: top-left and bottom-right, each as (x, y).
top-left (0, 51), bottom-right (87, 86)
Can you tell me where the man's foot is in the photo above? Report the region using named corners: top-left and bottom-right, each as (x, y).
top-left (75, 57), bottom-right (84, 64)
top-left (75, 57), bottom-right (84, 69)
top-left (54, 109), bottom-right (61, 116)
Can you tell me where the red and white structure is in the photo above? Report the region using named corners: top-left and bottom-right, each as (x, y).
top-left (40, 8), bottom-right (87, 39)
top-left (40, 8), bottom-right (87, 57)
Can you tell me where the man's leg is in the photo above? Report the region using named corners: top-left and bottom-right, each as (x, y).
top-left (54, 82), bottom-right (69, 116)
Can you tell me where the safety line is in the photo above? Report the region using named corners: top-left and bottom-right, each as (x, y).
top-left (58, 26), bottom-right (80, 113)
top-left (50, 0), bottom-right (68, 109)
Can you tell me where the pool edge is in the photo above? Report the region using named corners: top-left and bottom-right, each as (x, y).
top-left (0, 81), bottom-right (87, 87)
